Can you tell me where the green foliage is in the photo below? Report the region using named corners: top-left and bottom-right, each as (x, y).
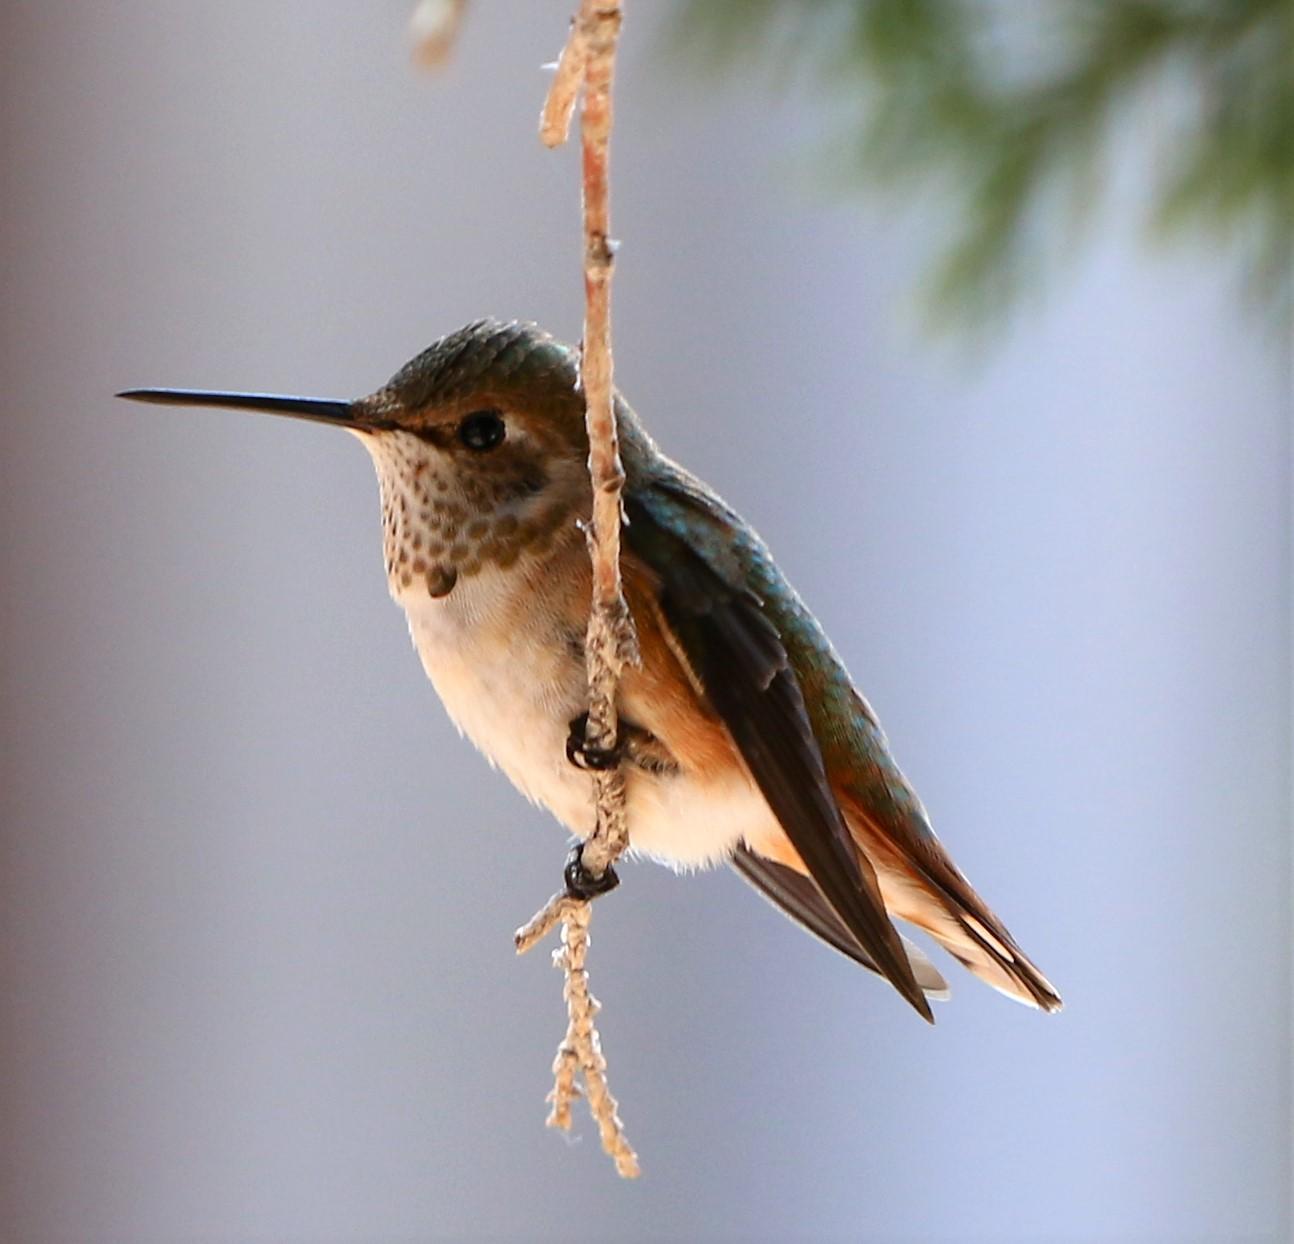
top-left (672, 0), bottom-right (1292, 329)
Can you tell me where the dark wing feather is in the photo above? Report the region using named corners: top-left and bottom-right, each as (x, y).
top-left (730, 843), bottom-right (878, 970)
top-left (731, 845), bottom-right (949, 996)
top-left (624, 491), bottom-right (933, 1021)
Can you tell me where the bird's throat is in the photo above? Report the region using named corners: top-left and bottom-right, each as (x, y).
top-left (358, 429), bottom-right (574, 603)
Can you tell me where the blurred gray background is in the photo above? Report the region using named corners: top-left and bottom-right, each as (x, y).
top-left (0, 3), bottom-right (1288, 1242)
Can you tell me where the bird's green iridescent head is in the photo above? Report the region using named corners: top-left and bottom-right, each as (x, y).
top-left (367, 319), bottom-right (579, 420)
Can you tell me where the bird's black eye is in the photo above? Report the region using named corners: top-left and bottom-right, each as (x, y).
top-left (458, 409), bottom-right (506, 452)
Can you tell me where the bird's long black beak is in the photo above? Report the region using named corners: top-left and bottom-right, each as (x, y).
top-left (115, 389), bottom-right (364, 430)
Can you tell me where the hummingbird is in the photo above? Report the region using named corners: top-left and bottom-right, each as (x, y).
top-left (120, 318), bottom-right (1061, 1022)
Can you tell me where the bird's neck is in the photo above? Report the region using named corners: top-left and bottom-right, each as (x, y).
top-left (356, 430), bottom-right (580, 603)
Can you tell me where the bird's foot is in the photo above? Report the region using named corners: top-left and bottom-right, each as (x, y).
top-left (564, 843), bottom-right (620, 901)
top-left (565, 711), bottom-right (623, 772)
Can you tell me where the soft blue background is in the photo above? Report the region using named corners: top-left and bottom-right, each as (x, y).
top-left (1, 3), bottom-right (1288, 1241)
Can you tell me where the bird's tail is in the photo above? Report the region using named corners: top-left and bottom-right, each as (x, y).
top-left (846, 807), bottom-right (1062, 1011)
top-left (882, 867), bottom-right (1062, 1010)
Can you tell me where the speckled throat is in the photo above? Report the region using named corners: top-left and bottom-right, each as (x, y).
top-left (360, 426), bottom-right (584, 600)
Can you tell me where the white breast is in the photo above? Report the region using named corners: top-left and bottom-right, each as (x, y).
top-left (398, 563), bottom-right (596, 833)
top-left (392, 564), bottom-right (775, 872)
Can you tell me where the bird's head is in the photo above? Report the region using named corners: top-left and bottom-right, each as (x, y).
top-left (120, 320), bottom-right (621, 599)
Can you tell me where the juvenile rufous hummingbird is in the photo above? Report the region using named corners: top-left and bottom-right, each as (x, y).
top-left (120, 319), bottom-right (1061, 1021)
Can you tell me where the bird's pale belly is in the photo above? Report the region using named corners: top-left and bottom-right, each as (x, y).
top-left (394, 570), bottom-right (772, 870)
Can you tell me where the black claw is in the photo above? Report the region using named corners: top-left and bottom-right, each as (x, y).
top-left (564, 844), bottom-right (620, 900)
top-left (565, 711), bottom-right (623, 771)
